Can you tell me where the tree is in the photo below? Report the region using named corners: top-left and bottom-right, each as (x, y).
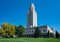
top-left (15, 26), bottom-right (18, 35)
top-left (47, 30), bottom-right (50, 38)
top-left (2, 23), bottom-right (16, 37)
top-left (10, 25), bottom-right (16, 35)
top-left (0, 28), bottom-right (6, 37)
top-left (34, 27), bottom-right (40, 38)
top-left (17, 25), bottom-right (25, 37)
top-left (56, 30), bottom-right (59, 38)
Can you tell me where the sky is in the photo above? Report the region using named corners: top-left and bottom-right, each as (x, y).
top-left (0, 0), bottom-right (60, 33)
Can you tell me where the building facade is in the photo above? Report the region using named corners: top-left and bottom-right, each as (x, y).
top-left (25, 25), bottom-right (55, 37)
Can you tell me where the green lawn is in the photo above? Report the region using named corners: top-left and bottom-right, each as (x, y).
top-left (0, 38), bottom-right (60, 42)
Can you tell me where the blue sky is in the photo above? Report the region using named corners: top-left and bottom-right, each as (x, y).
top-left (0, 0), bottom-right (60, 33)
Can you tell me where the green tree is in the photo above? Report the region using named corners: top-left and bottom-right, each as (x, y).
top-left (34, 27), bottom-right (40, 38)
top-left (17, 25), bottom-right (25, 37)
top-left (15, 26), bottom-right (18, 35)
top-left (56, 30), bottom-right (59, 38)
top-left (47, 30), bottom-right (50, 38)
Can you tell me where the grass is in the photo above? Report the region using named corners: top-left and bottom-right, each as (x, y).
top-left (0, 38), bottom-right (60, 42)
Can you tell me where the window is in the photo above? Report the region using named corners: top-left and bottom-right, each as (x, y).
top-left (32, 30), bottom-right (33, 33)
top-left (28, 30), bottom-right (31, 34)
top-left (44, 29), bottom-right (46, 32)
top-left (27, 30), bottom-right (30, 34)
top-left (28, 31), bottom-right (29, 33)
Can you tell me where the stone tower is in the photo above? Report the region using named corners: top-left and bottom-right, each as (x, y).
top-left (26, 3), bottom-right (37, 28)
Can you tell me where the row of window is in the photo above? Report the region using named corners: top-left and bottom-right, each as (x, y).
top-left (26, 29), bottom-right (46, 34)
top-left (26, 30), bottom-right (34, 34)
